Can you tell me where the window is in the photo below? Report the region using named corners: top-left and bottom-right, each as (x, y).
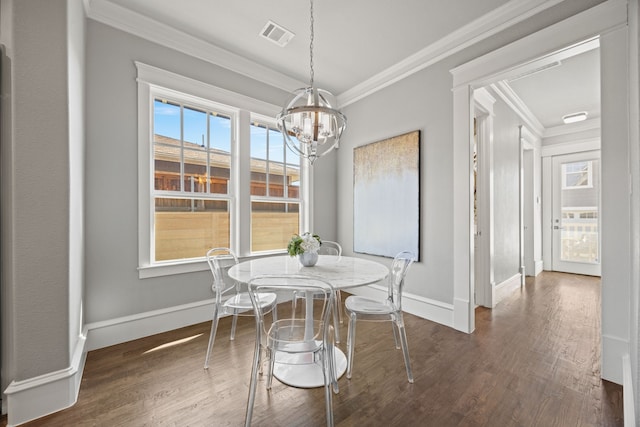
top-left (562, 161), bottom-right (593, 189)
top-left (250, 121), bottom-right (301, 252)
top-left (136, 62), bottom-right (310, 278)
top-left (153, 99), bottom-right (233, 262)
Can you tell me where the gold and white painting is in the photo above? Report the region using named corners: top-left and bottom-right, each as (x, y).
top-left (353, 130), bottom-right (420, 259)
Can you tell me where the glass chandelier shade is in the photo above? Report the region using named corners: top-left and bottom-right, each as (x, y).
top-left (276, 0), bottom-right (346, 164)
top-left (277, 86), bottom-right (346, 164)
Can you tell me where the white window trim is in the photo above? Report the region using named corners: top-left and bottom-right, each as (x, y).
top-left (135, 62), bottom-right (307, 278)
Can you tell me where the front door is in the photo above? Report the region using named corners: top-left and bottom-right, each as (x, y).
top-left (551, 151), bottom-right (601, 276)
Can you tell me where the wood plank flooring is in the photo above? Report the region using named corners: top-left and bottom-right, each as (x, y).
top-left (3, 271), bottom-right (623, 426)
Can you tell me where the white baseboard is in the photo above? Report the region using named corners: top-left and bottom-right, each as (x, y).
top-left (85, 298), bottom-right (215, 351)
top-left (2, 291), bottom-right (451, 425)
top-left (494, 273), bottom-right (522, 305)
top-left (534, 260), bottom-right (544, 276)
top-left (3, 299), bottom-right (215, 426)
top-left (602, 333), bottom-right (628, 385)
top-left (346, 285), bottom-right (454, 328)
top-left (622, 354), bottom-right (635, 426)
top-left (4, 335), bottom-right (87, 427)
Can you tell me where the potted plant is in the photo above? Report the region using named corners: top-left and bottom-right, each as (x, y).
top-left (288, 232), bottom-right (321, 266)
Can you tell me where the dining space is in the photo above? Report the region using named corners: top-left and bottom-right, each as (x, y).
top-left (204, 243), bottom-right (415, 426)
top-left (17, 269), bottom-right (623, 427)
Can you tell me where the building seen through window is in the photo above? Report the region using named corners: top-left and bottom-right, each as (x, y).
top-left (249, 121), bottom-right (301, 252)
top-left (151, 98), bottom-right (302, 262)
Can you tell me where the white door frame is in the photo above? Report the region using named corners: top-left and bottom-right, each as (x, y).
top-left (473, 88), bottom-right (495, 308)
top-left (450, 0), bottom-right (627, 334)
top-left (522, 133), bottom-right (535, 277)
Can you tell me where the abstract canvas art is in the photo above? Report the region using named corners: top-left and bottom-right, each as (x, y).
top-left (353, 130), bottom-right (420, 259)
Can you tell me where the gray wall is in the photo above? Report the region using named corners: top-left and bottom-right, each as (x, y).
top-left (335, 0), bottom-right (602, 304)
top-left (311, 149), bottom-right (338, 241)
top-left (1, 0), bottom-right (81, 390)
top-left (340, 65), bottom-right (455, 303)
top-left (84, 21), bottom-right (340, 323)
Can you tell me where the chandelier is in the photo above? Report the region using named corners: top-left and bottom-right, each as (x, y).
top-left (276, 0), bottom-right (346, 164)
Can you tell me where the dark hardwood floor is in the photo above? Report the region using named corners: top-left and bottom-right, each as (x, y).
top-left (5, 271), bottom-right (623, 426)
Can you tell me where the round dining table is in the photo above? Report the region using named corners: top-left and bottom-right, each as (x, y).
top-left (228, 254), bottom-right (389, 388)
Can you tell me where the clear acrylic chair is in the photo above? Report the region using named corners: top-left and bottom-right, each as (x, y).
top-left (318, 240), bottom-right (342, 256)
top-left (245, 275), bottom-right (338, 427)
top-left (344, 251), bottom-right (415, 383)
top-left (293, 241), bottom-right (345, 342)
top-left (203, 248), bottom-right (278, 370)
top-left (320, 241), bottom-right (345, 325)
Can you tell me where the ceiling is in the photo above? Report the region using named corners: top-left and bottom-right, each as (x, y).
top-left (507, 46), bottom-right (600, 130)
top-left (94, 0), bottom-right (600, 133)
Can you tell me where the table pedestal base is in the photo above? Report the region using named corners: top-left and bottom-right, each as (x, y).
top-left (272, 348), bottom-right (347, 389)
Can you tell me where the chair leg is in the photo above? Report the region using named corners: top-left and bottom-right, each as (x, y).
top-left (346, 313), bottom-right (357, 379)
top-left (245, 324), bottom-right (262, 427)
top-left (322, 348), bottom-right (335, 427)
top-left (204, 306), bottom-right (220, 369)
top-left (266, 341), bottom-right (276, 390)
top-left (397, 319), bottom-right (414, 383)
top-left (336, 290), bottom-right (344, 324)
top-left (391, 319), bottom-right (400, 349)
top-left (328, 332), bottom-right (339, 394)
top-left (291, 291), bottom-right (299, 320)
top-left (230, 310), bottom-right (239, 340)
top-left (332, 294), bottom-right (341, 344)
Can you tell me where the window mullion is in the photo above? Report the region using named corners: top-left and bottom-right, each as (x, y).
top-left (283, 127), bottom-right (288, 199)
top-left (180, 104), bottom-right (185, 192)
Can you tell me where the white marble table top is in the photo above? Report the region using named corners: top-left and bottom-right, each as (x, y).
top-left (228, 254), bottom-right (389, 290)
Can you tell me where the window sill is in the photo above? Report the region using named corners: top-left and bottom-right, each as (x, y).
top-left (138, 259), bottom-right (209, 279)
top-left (138, 251), bottom-right (289, 279)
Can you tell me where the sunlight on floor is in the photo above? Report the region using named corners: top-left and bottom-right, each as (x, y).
top-left (143, 333), bottom-right (204, 354)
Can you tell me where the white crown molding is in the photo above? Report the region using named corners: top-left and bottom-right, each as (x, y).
top-left (338, 0), bottom-right (566, 107)
top-left (85, 0), bottom-right (306, 93)
top-left (490, 81), bottom-right (546, 137)
top-left (86, 0), bottom-right (569, 108)
top-left (450, 0), bottom-right (625, 89)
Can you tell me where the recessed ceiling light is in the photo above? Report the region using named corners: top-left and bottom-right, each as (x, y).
top-left (562, 111), bottom-right (588, 124)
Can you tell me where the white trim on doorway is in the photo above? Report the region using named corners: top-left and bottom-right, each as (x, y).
top-left (474, 87), bottom-right (496, 308)
top-left (449, 0), bottom-right (627, 341)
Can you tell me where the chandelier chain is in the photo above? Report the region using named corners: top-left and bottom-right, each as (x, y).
top-left (309, 0), bottom-right (314, 87)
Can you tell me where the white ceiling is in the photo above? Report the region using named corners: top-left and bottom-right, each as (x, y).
top-left (507, 47), bottom-right (600, 130)
top-left (94, 0), bottom-right (600, 133)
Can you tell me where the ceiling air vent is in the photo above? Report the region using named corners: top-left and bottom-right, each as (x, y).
top-left (260, 20), bottom-right (294, 47)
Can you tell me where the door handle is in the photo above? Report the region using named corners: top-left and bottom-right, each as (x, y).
top-left (553, 226), bottom-right (564, 230)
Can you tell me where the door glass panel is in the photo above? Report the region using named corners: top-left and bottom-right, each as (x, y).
top-left (560, 159), bottom-right (599, 263)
